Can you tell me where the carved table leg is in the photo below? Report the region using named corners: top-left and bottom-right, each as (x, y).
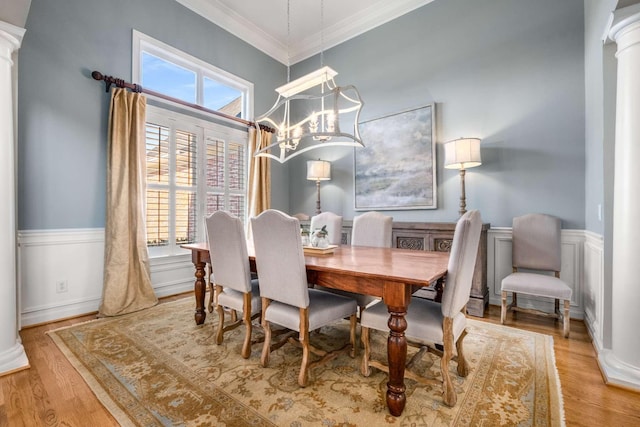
top-left (386, 306), bottom-right (408, 416)
top-left (193, 259), bottom-right (207, 325)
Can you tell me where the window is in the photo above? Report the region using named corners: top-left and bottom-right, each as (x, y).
top-left (133, 30), bottom-right (253, 119)
top-left (133, 31), bottom-right (254, 257)
top-left (145, 108), bottom-right (249, 257)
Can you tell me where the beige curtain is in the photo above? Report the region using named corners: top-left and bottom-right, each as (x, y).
top-left (248, 127), bottom-right (272, 218)
top-left (99, 88), bottom-right (158, 317)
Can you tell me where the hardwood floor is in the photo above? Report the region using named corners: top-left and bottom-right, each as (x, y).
top-left (1, 297), bottom-right (639, 426)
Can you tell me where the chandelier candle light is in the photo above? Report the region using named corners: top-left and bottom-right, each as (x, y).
top-left (444, 137), bottom-right (482, 216)
top-left (307, 160), bottom-right (331, 215)
top-left (253, 0), bottom-right (364, 163)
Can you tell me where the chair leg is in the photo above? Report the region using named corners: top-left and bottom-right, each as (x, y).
top-left (298, 308), bottom-right (310, 387)
top-left (215, 304), bottom-right (225, 345)
top-left (563, 299), bottom-right (570, 338)
top-left (207, 265), bottom-right (214, 313)
top-left (349, 314), bottom-right (357, 358)
top-left (501, 291), bottom-right (507, 324)
top-left (455, 329), bottom-right (469, 377)
top-left (260, 298), bottom-right (272, 368)
top-left (360, 326), bottom-right (371, 377)
top-left (441, 317), bottom-right (457, 407)
top-left (241, 293), bottom-right (252, 359)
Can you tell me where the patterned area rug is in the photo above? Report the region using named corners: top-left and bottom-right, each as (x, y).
top-left (48, 297), bottom-right (564, 426)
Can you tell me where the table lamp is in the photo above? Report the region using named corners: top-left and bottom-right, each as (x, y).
top-left (444, 138), bottom-right (482, 216)
top-left (307, 160), bottom-right (331, 214)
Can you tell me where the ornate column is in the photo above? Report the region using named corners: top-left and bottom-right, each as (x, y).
top-left (601, 5), bottom-right (640, 390)
top-left (0, 20), bottom-right (28, 375)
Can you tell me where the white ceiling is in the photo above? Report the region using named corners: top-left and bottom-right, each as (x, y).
top-left (175, 0), bottom-right (434, 65)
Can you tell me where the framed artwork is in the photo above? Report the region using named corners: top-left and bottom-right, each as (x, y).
top-left (354, 104), bottom-right (437, 210)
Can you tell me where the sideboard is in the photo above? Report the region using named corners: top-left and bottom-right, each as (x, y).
top-left (305, 219), bottom-right (490, 317)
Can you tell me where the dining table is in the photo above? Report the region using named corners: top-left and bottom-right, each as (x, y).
top-left (181, 242), bottom-right (449, 417)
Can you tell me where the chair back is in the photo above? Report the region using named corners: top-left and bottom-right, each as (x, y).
top-left (351, 211), bottom-right (393, 248)
top-left (310, 212), bottom-right (343, 245)
top-left (441, 210), bottom-right (482, 318)
top-left (251, 210), bottom-right (310, 308)
top-left (512, 213), bottom-right (561, 271)
top-left (205, 211), bottom-right (251, 293)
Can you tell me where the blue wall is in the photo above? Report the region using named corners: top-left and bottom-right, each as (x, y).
top-left (19, 0), bottom-right (587, 231)
top-left (287, 0), bottom-right (586, 228)
top-left (18, 0), bottom-right (286, 230)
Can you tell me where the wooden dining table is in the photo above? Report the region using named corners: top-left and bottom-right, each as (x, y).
top-left (181, 242), bottom-right (449, 417)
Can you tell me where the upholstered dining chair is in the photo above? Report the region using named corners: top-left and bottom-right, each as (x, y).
top-left (501, 213), bottom-right (572, 338)
top-left (310, 211), bottom-right (343, 245)
top-left (205, 211), bottom-right (261, 359)
top-left (360, 210), bottom-right (482, 407)
top-left (351, 211), bottom-right (393, 248)
top-left (341, 211), bottom-right (393, 314)
top-left (251, 209), bottom-right (358, 387)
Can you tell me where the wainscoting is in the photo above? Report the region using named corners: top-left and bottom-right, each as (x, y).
top-left (17, 229), bottom-right (195, 327)
top-left (18, 227), bottom-right (605, 337)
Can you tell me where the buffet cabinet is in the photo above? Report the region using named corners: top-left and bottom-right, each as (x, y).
top-left (334, 220), bottom-right (490, 317)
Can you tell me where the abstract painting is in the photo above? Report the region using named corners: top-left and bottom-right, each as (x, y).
top-left (354, 104), bottom-right (436, 210)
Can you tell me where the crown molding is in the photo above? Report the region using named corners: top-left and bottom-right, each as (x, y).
top-left (175, 0), bottom-right (288, 63)
top-left (175, 0), bottom-right (434, 65)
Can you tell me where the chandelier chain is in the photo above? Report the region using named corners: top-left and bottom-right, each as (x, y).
top-left (320, 0), bottom-right (325, 68)
top-left (287, 0), bottom-right (291, 82)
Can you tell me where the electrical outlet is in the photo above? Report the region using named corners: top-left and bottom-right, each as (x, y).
top-left (56, 280), bottom-right (68, 293)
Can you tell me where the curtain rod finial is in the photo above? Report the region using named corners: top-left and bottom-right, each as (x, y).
top-left (91, 70), bottom-right (103, 81)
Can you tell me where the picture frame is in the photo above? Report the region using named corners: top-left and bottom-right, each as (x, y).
top-left (354, 104), bottom-right (437, 210)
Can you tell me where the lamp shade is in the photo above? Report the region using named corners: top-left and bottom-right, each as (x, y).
top-left (307, 160), bottom-right (331, 181)
top-left (444, 138), bottom-right (482, 170)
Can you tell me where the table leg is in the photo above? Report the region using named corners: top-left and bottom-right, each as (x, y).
top-left (386, 306), bottom-right (408, 416)
top-left (193, 259), bottom-right (206, 325)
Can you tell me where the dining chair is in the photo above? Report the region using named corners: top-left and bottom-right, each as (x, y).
top-left (205, 211), bottom-right (261, 359)
top-left (351, 211), bottom-right (393, 248)
top-left (341, 211), bottom-right (393, 313)
top-left (310, 211), bottom-right (343, 245)
top-left (251, 209), bottom-right (358, 387)
top-left (500, 213), bottom-right (572, 338)
top-left (360, 210), bottom-right (482, 407)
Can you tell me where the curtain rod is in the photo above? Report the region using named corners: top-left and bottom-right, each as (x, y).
top-left (91, 71), bottom-right (274, 133)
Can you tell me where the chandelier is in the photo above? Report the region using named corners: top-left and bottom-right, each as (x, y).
top-left (253, 0), bottom-right (364, 163)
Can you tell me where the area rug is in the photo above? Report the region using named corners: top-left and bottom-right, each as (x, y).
top-left (48, 297), bottom-right (565, 426)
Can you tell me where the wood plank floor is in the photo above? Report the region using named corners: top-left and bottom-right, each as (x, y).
top-left (1, 296), bottom-right (639, 426)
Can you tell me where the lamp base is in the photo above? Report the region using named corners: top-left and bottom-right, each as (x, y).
top-left (458, 169), bottom-right (467, 217)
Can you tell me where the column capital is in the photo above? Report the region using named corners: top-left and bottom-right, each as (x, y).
top-left (0, 20), bottom-right (25, 53)
top-left (609, 3), bottom-right (640, 42)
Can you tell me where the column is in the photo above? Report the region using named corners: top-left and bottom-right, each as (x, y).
top-left (0, 20), bottom-right (28, 375)
top-left (602, 6), bottom-right (640, 390)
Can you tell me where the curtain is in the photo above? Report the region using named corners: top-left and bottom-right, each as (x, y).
top-left (248, 127), bottom-right (272, 218)
top-left (99, 88), bottom-right (158, 317)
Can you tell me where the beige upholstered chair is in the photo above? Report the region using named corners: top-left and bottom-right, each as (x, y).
top-left (501, 213), bottom-right (572, 338)
top-left (205, 211), bottom-right (261, 359)
top-left (292, 212), bottom-right (310, 221)
top-left (310, 211), bottom-right (343, 245)
top-left (343, 211), bottom-right (393, 313)
top-left (360, 210), bottom-right (483, 407)
top-left (351, 211), bottom-right (393, 248)
top-left (251, 209), bottom-right (358, 387)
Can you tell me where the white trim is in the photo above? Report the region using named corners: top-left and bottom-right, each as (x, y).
top-left (599, 349), bottom-right (640, 391)
top-left (174, 0), bottom-right (435, 64)
top-left (17, 228), bottom-right (198, 326)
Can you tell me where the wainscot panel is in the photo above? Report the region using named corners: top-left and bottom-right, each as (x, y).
top-left (18, 229), bottom-right (194, 327)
